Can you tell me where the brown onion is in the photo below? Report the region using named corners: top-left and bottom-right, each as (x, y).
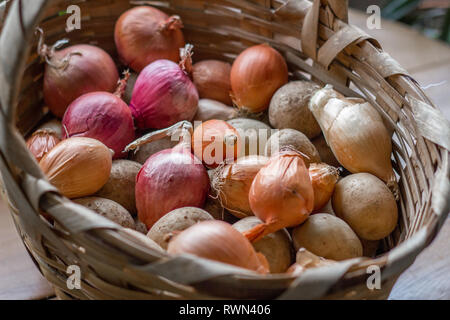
top-left (211, 155), bottom-right (268, 218)
top-left (40, 137), bottom-right (112, 198)
top-left (167, 220), bottom-right (269, 274)
top-left (192, 60), bottom-right (232, 105)
top-left (230, 44), bottom-right (288, 113)
top-left (244, 148), bottom-right (314, 242)
top-left (114, 6), bottom-right (185, 72)
top-left (26, 129), bottom-right (60, 162)
top-left (309, 163), bottom-right (340, 212)
top-left (37, 29), bottom-right (119, 118)
top-left (192, 119), bottom-right (241, 168)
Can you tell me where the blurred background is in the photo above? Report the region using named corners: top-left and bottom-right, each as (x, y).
top-left (350, 0), bottom-right (450, 43)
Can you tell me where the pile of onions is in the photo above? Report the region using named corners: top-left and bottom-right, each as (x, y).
top-left (130, 45), bottom-right (199, 130)
top-left (309, 163), bottom-right (340, 212)
top-left (114, 6), bottom-right (185, 72)
top-left (309, 85), bottom-right (397, 193)
top-left (244, 148), bottom-right (314, 242)
top-left (40, 137), bottom-right (112, 199)
top-left (37, 29), bottom-right (119, 118)
top-left (26, 129), bottom-right (60, 162)
top-left (125, 121), bottom-right (210, 229)
top-left (62, 72), bottom-right (135, 159)
top-left (230, 44), bottom-right (288, 113)
top-left (211, 155), bottom-right (268, 218)
top-left (192, 60), bottom-right (232, 105)
top-left (192, 119), bottom-right (241, 168)
top-left (167, 220), bottom-right (269, 274)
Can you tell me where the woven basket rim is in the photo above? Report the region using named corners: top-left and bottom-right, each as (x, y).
top-left (0, 0), bottom-right (449, 299)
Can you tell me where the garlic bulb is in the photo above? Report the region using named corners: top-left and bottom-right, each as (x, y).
top-left (309, 86), bottom-right (396, 190)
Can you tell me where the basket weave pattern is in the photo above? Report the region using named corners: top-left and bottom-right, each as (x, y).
top-left (0, 0), bottom-right (449, 299)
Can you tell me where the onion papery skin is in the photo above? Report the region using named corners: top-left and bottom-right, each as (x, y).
top-left (62, 92), bottom-right (135, 159)
top-left (26, 129), bottom-right (61, 162)
top-left (43, 44), bottom-right (118, 118)
top-left (167, 220), bottom-right (269, 274)
top-left (130, 60), bottom-right (199, 130)
top-left (135, 145), bottom-right (210, 229)
top-left (192, 60), bottom-right (232, 105)
top-left (244, 149), bottom-right (314, 242)
top-left (309, 163), bottom-right (339, 212)
top-left (230, 44), bottom-right (288, 113)
top-left (114, 6), bottom-right (185, 72)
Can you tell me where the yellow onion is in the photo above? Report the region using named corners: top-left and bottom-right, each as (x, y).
top-left (230, 44), bottom-right (288, 113)
top-left (192, 60), bottom-right (232, 105)
top-left (26, 129), bottom-right (60, 162)
top-left (309, 163), bottom-right (339, 212)
top-left (167, 220), bottom-right (269, 274)
top-left (309, 85), bottom-right (397, 192)
top-left (40, 137), bottom-right (112, 198)
top-left (244, 148), bottom-right (314, 242)
top-left (211, 155), bottom-right (268, 218)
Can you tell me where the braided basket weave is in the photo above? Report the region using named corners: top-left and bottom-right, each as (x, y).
top-left (0, 0), bottom-right (449, 300)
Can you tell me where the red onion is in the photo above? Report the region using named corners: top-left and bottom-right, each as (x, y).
top-left (114, 6), bottom-right (185, 72)
top-left (126, 121), bottom-right (209, 229)
top-left (129, 45), bottom-right (199, 130)
top-left (62, 73), bottom-right (135, 159)
top-left (37, 29), bottom-right (119, 118)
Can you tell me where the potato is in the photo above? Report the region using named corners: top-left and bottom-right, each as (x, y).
top-left (193, 99), bottom-right (237, 122)
top-left (120, 228), bottom-right (165, 253)
top-left (147, 207), bottom-right (213, 249)
top-left (360, 238), bottom-right (380, 257)
top-left (37, 118), bottom-right (62, 138)
top-left (291, 214), bottom-right (363, 261)
top-left (130, 136), bottom-right (178, 164)
top-left (268, 81), bottom-right (321, 139)
top-left (74, 197), bottom-right (135, 229)
top-left (123, 72), bottom-right (138, 104)
top-left (135, 218), bottom-right (148, 234)
top-left (311, 134), bottom-right (340, 167)
top-left (227, 118), bottom-right (272, 156)
top-left (203, 195), bottom-right (238, 224)
top-left (96, 160), bottom-right (141, 215)
top-left (265, 128), bottom-right (320, 166)
top-left (233, 217), bottom-right (293, 273)
top-left (332, 173), bottom-right (398, 241)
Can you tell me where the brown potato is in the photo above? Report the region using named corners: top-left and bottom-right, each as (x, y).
top-left (130, 136), bottom-right (178, 164)
top-left (73, 197), bottom-right (135, 229)
top-left (135, 218), bottom-right (148, 234)
top-left (37, 118), bottom-right (63, 139)
top-left (147, 207), bottom-right (213, 249)
top-left (193, 99), bottom-right (236, 122)
top-left (268, 81), bottom-right (321, 139)
top-left (311, 134), bottom-right (340, 167)
top-left (291, 214), bottom-right (363, 261)
top-left (265, 128), bottom-right (320, 166)
top-left (332, 173), bottom-right (398, 241)
top-left (233, 217), bottom-right (293, 273)
top-left (96, 160), bottom-right (141, 215)
top-left (227, 118), bottom-right (272, 157)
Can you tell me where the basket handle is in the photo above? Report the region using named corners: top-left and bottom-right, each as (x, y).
top-left (0, 0), bottom-right (49, 123)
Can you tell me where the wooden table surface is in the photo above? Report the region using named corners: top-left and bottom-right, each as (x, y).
top-left (0, 9), bottom-right (449, 300)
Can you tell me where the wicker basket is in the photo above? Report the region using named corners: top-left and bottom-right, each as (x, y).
top-left (0, 0), bottom-right (449, 300)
